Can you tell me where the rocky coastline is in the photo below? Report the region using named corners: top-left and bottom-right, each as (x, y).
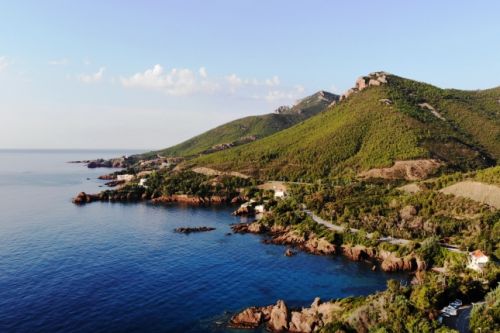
top-left (68, 157), bottom-right (129, 168)
top-left (231, 221), bottom-right (425, 272)
top-left (229, 298), bottom-right (338, 332)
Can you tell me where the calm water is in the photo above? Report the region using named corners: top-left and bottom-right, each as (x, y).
top-left (0, 150), bottom-right (406, 333)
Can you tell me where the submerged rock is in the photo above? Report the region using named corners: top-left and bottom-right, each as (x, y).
top-left (174, 227), bottom-right (216, 234)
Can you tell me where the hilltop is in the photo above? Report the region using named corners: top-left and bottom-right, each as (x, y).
top-left (189, 72), bottom-right (500, 181)
top-left (134, 90), bottom-right (338, 159)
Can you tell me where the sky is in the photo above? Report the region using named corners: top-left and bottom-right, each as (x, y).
top-left (0, 0), bottom-right (499, 149)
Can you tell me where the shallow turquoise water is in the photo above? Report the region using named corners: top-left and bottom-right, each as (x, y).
top-left (0, 150), bottom-right (407, 332)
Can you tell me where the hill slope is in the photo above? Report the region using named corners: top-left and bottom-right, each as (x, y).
top-left (137, 91), bottom-right (338, 158)
top-left (189, 72), bottom-right (500, 181)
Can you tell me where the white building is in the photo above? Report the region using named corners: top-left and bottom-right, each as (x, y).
top-left (255, 204), bottom-right (265, 213)
top-left (138, 178), bottom-right (148, 188)
top-left (467, 250), bottom-right (489, 271)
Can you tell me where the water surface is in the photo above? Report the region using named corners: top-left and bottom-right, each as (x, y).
top-left (0, 150), bottom-right (406, 332)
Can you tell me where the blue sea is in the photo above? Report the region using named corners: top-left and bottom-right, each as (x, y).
top-left (0, 150), bottom-right (407, 332)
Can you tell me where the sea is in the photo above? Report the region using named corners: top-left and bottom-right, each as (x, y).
top-left (0, 149), bottom-right (407, 332)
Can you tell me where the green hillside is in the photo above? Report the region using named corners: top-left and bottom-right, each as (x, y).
top-left (190, 73), bottom-right (500, 181)
top-left (137, 90), bottom-right (338, 159)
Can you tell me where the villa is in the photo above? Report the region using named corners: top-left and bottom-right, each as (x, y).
top-left (467, 249), bottom-right (489, 271)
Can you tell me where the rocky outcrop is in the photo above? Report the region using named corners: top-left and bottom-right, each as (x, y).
top-left (72, 192), bottom-right (100, 204)
top-left (268, 300), bottom-right (289, 331)
top-left (98, 174), bottom-right (116, 180)
top-left (339, 72), bottom-right (389, 102)
top-left (229, 298), bottom-right (340, 332)
top-left (303, 236), bottom-right (337, 255)
top-left (233, 205), bottom-right (255, 216)
top-left (174, 227), bottom-right (215, 234)
top-left (231, 222), bottom-right (268, 234)
top-left (229, 305), bottom-right (273, 329)
top-left (233, 222), bottom-right (337, 256)
top-left (379, 250), bottom-right (424, 272)
top-left (418, 102), bottom-right (446, 121)
top-left (341, 245), bottom-right (376, 261)
top-left (399, 205), bottom-right (418, 220)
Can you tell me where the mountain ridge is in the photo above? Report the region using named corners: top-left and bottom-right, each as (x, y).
top-left (186, 72), bottom-right (500, 181)
top-left (135, 90), bottom-right (338, 159)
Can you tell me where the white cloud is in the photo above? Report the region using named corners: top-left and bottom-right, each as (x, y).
top-left (265, 85), bottom-right (306, 102)
top-left (121, 64), bottom-right (218, 96)
top-left (0, 56), bottom-right (9, 72)
top-left (77, 67), bottom-right (105, 83)
top-left (265, 75), bottom-right (280, 87)
top-left (199, 66), bottom-right (208, 78)
top-left (49, 58), bottom-right (69, 66)
top-left (120, 64), bottom-right (305, 103)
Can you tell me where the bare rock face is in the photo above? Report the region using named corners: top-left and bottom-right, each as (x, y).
top-left (268, 300), bottom-right (289, 332)
top-left (72, 192), bottom-right (99, 204)
top-left (380, 251), bottom-right (419, 272)
top-left (288, 309), bottom-right (320, 333)
top-left (341, 72), bottom-right (389, 102)
top-left (304, 237), bottom-right (337, 255)
top-left (399, 205), bottom-right (417, 220)
top-left (231, 222), bottom-right (267, 234)
top-left (356, 77), bottom-right (368, 90)
top-left (229, 307), bottom-right (263, 329)
top-left (248, 221), bottom-right (266, 233)
top-left (379, 98), bottom-right (393, 105)
top-left (341, 245), bottom-right (376, 261)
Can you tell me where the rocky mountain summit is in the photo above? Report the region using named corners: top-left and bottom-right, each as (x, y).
top-left (339, 71), bottom-right (389, 102)
top-left (275, 90), bottom-right (339, 116)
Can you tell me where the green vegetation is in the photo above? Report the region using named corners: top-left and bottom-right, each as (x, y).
top-left (318, 270), bottom-right (499, 333)
top-left (135, 91), bottom-right (337, 159)
top-left (469, 285), bottom-right (500, 332)
top-left (297, 178), bottom-right (499, 258)
top-left (189, 74), bottom-right (499, 181)
top-left (99, 170), bottom-right (253, 201)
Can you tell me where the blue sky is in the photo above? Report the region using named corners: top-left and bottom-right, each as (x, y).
top-left (1, 0), bottom-right (499, 149)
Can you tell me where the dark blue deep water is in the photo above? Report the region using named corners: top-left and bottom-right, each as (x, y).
top-left (0, 150), bottom-right (407, 333)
